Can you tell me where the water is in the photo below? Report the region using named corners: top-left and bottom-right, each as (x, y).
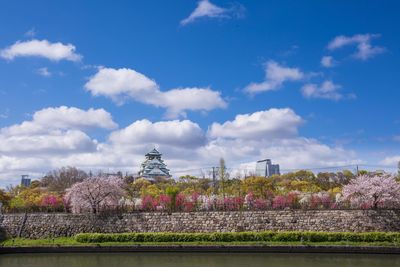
top-left (1, 253), bottom-right (400, 267)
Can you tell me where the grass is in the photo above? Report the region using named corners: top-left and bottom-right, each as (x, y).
top-left (1, 237), bottom-right (400, 248)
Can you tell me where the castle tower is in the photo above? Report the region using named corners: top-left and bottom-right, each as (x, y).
top-left (138, 148), bottom-right (171, 180)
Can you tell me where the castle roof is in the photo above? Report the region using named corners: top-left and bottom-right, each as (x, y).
top-left (145, 148), bottom-right (161, 157)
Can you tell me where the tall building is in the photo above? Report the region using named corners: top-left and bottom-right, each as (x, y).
top-left (138, 148), bottom-right (171, 181)
top-left (255, 159), bottom-right (280, 177)
top-left (20, 175), bottom-right (31, 187)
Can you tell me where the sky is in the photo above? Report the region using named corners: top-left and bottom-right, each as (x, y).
top-left (0, 0), bottom-right (400, 187)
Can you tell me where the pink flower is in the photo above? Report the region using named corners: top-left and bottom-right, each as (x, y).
top-left (159, 194), bottom-right (171, 210)
top-left (272, 195), bottom-right (287, 209)
top-left (41, 194), bottom-right (61, 207)
top-left (141, 195), bottom-right (158, 211)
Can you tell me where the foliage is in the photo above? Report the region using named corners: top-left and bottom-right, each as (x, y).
top-left (343, 175), bottom-right (400, 209)
top-left (166, 186), bottom-right (179, 210)
top-left (0, 189), bottom-right (11, 209)
top-left (75, 231), bottom-right (400, 244)
top-left (5, 166), bottom-right (399, 213)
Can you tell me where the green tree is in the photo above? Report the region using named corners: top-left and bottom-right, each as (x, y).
top-left (242, 176), bottom-right (272, 198)
top-left (219, 158), bottom-right (229, 197)
top-left (127, 178), bottom-right (151, 198)
top-left (166, 186), bottom-right (180, 211)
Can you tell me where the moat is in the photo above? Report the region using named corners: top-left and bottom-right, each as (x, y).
top-left (1, 253), bottom-right (400, 267)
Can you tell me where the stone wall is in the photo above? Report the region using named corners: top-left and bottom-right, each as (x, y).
top-left (1, 210), bottom-right (400, 239)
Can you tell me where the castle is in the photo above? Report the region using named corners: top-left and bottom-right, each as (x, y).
top-left (138, 148), bottom-right (171, 181)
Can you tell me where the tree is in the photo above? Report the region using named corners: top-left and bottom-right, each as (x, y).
top-left (126, 178), bottom-right (151, 198)
top-left (41, 167), bottom-right (88, 193)
top-left (166, 186), bottom-right (180, 211)
top-left (0, 189), bottom-right (11, 211)
top-left (219, 158), bottom-right (228, 197)
top-left (342, 175), bottom-right (400, 209)
top-left (64, 176), bottom-right (124, 213)
top-left (242, 176), bottom-right (272, 198)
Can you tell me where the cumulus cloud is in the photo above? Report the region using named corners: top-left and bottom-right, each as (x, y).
top-left (327, 33), bottom-right (385, 60)
top-left (321, 56), bottom-right (335, 68)
top-left (244, 61), bottom-right (304, 94)
top-left (85, 67), bottom-right (227, 118)
top-left (2, 106), bottom-right (117, 136)
top-left (209, 108), bottom-right (303, 139)
top-left (180, 0), bottom-right (244, 25)
top-left (109, 119), bottom-right (206, 149)
top-left (84, 68), bottom-right (159, 102)
top-left (301, 80), bottom-right (345, 100)
top-left (0, 107), bottom-right (360, 187)
top-left (0, 130), bottom-right (97, 156)
top-left (155, 87), bottom-right (227, 118)
top-left (380, 156), bottom-right (400, 166)
top-left (0, 39), bottom-right (82, 62)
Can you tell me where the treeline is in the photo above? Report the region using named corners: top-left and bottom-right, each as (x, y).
top-left (0, 166), bottom-right (399, 213)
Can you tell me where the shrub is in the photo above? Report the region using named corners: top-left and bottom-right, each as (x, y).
top-left (75, 231), bottom-right (400, 244)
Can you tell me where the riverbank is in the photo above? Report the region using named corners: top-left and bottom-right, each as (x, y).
top-left (2, 237), bottom-right (400, 254)
top-left (1, 243), bottom-right (400, 254)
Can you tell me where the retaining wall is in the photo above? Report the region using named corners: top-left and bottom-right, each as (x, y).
top-left (1, 210), bottom-right (399, 239)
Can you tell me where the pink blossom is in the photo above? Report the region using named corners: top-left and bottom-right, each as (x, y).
top-left (141, 195), bottom-right (158, 211)
top-left (343, 175), bottom-right (400, 209)
top-left (159, 194), bottom-right (171, 210)
top-left (64, 176), bottom-right (124, 213)
top-left (272, 195), bottom-right (287, 209)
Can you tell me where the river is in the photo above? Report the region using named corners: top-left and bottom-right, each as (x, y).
top-left (1, 252), bottom-right (399, 267)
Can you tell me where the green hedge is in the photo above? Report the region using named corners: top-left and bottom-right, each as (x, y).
top-left (75, 231), bottom-right (400, 243)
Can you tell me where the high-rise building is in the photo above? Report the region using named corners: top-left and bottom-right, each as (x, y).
top-left (255, 159), bottom-right (280, 177)
top-left (138, 148), bottom-right (171, 181)
top-left (20, 175), bottom-right (31, 187)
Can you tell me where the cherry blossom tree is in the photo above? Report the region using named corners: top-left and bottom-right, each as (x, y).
top-left (64, 176), bottom-right (124, 213)
top-left (342, 175), bottom-right (400, 209)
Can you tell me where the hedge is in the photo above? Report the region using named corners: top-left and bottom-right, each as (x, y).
top-left (75, 231), bottom-right (400, 243)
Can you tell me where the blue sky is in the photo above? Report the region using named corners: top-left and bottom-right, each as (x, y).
top-left (0, 0), bottom-right (399, 186)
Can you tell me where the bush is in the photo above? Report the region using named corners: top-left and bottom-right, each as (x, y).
top-left (75, 231), bottom-right (400, 243)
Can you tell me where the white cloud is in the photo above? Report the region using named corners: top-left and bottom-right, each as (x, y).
top-left (0, 106), bottom-right (118, 184)
top-left (180, 0), bottom-right (244, 25)
top-left (0, 130), bottom-right (97, 156)
top-left (154, 87), bottom-right (227, 118)
top-left (201, 137), bottom-right (359, 171)
top-left (327, 34), bottom-right (385, 60)
top-left (0, 39), bottom-right (82, 62)
top-left (84, 68), bottom-right (159, 102)
top-left (380, 156), bottom-right (400, 166)
top-left (85, 67), bottom-right (227, 118)
top-left (24, 28), bottom-right (36, 37)
top-left (0, 107), bottom-right (361, 187)
top-left (37, 67), bottom-right (51, 77)
top-left (109, 119), bottom-right (206, 149)
top-left (244, 61), bottom-right (304, 94)
top-left (301, 80), bottom-right (346, 100)
top-left (209, 108), bottom-right (303, 139)
top-left (2, 106), bottom-right (117, 136)
top-left (321, 56), bottom-right (335, 68)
